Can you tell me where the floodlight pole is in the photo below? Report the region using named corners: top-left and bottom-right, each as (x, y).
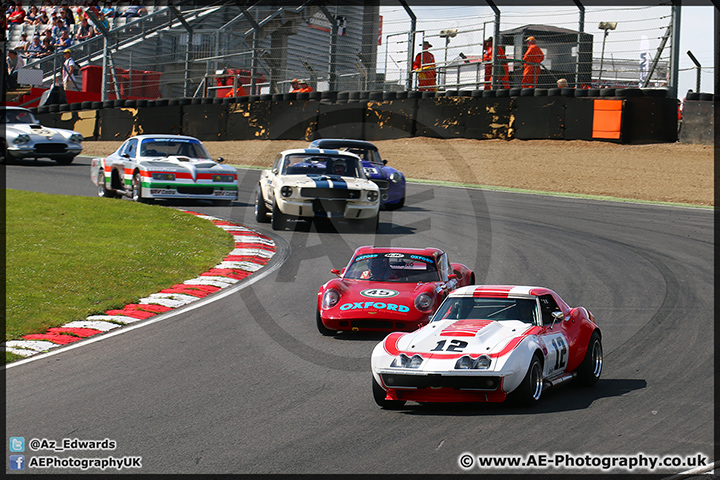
top-left (687, 50), bottom-right (701, 93)
top-left (597, 27), bottom-right (610, 84)
top-left (399, 0), bottom-right (416, 91)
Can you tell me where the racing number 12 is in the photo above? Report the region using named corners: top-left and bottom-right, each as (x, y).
top-left (431, 339), bottom-right (468, 352)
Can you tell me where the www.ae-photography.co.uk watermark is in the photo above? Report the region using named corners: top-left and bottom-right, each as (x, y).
top-left (457, 451), bottom-right (712, 472)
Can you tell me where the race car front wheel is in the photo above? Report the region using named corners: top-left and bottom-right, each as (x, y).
top-left (576, 331), bottom-right (603, 386)
top-left (372, 376), bottom-right (406, 409)
top-left (316, 309), bottom-right (337, 336)
top-left (255, 187), bottom-right (270, 223)
top-left (510, 355), bottom-right (543, 406)
top-left (271, 202), bottom-right (287, 230)
top-left (132, 172), bottom-right (151, 203)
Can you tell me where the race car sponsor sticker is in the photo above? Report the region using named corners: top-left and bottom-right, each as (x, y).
top-left (385, 253), bottom-right (404, 258)
top-left (339, 301), bottom-right (410, 313)
top-left (360, 289), bottom-right (399, 298)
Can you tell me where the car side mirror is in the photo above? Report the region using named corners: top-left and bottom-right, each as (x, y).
top-left (122, 153), bottom-right (130, 158)
top-left (549, 311), bottom-right (564, 329)
top-left (331, 268), bottom-right (342, 277)
top-left (216, 157), bottom-right (225, 163)
top-left (447, 273), bottom-right (458, 280)
top-left (272, 167), bottom-right (278, 174)
top-left (382, 159), bottom-right (388, 165)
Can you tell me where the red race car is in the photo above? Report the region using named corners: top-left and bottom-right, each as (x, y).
top-left (317, 246), bottom-right (474, 335)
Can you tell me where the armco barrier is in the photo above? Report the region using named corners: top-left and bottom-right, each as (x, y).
top-left (31, 89), bottom-right (684, 144)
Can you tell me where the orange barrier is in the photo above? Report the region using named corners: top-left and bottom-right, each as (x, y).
top-left (592, 99), bottom-right (624, 140)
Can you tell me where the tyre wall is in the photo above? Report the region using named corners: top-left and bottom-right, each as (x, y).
top-left (678, 97), bottom-right (716, 146)
top-left (32, 89), bottom-right (682, 144)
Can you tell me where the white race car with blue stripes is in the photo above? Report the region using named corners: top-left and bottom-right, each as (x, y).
top-left (255, 149), bottom-right (380, 231)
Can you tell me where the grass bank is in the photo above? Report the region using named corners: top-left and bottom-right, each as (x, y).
top-left (5, 190), bottom-right (233, 362)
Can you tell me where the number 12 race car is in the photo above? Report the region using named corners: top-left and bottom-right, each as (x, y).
top-left (317, 246), bottom-right (475, 335)
top-left (371, 285), bottom-right (602, 408)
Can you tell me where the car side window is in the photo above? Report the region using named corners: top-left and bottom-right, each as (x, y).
top-left (272, 154), bottom-right (283, 173)
top-left (125, 139), bottom-right (138, 159)
top-left (539, 294), bottom-right (561, 325)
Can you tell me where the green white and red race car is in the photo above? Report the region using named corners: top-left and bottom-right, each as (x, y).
top-left (90, 135), bottom-right (238, 205)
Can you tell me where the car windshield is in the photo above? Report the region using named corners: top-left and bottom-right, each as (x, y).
top-left (339, 147), bottom-right (382, 164)
top-left (282, 154), bottom-right (364, 178)
top-left (433, 297), bottom-right (538, 324)
top-left (344, 252), bottom-right (440, 282)
top-left (139, 139), bottom-right (211, 159)
top-left (6, 110), bottom-right (37, 124)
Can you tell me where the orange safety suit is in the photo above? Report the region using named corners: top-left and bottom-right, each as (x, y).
top-left (483, 44), bottom-right (509, 89)
top-left (412, 51), bottom-right (437, 91)
top-left (522, 42), bottom-right (544, 88)
top-left (224, 85), bottom-right (248, 97)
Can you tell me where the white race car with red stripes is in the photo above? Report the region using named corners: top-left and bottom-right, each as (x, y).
top-left (371, 285), bottom-right (602, 408)
top-left (90, 135), bottom-right (238, 205)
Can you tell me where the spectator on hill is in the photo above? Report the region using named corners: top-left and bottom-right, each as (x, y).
top-left (26, 34), bottom-right (44, 58)
top-left (75, 17), bottom-right (94, 41)
top-left (8, 4), bottom-right (27, 25)
top-left (100, 1), bottom-right (116, 18)
top-left (55, 29), bottom-right (73, 48)
top-left (122, 0), bottom-right (147, 18)
top-left (61, 48), bottom-right (78, 90)
top-left (6, 49), bottom-right (25, 90)
top-left (14, 32), bottom-right (29, 51)
top-left (40, 35), bottom-right (55, 57)
top-left (24, 4), bottom-right (39, 24)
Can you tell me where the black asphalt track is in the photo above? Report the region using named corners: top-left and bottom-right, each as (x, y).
top-left (4, 156), bottom-right (714, 475)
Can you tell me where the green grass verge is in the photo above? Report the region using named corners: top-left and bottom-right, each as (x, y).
top-left (5, 190), bottom-right (234, 363)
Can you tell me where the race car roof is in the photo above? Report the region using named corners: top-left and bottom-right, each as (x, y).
top-left (352, 245), bottom-right (444, 259)
top-left (308, 139), bottom-right (379, 151)
top-left (281, 148), bottom-right (361, 159)
top-left (450, 285), bottom-right (556, 298)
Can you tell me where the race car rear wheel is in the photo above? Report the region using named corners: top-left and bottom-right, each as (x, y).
top-left (372, 376), bottom-right (407, 409)
top-left (271, 202), bottom-right (287, 230)
top-left (316, 309), bottom-right (337, 336)
top-left (510, 355), bottom-right (543, 406)
top-left (576, 331), bottom-right (603, 386)
top-left (97, 171), bottom-right (117, 198)
top-left (255, 186), bottom-right (270, 223)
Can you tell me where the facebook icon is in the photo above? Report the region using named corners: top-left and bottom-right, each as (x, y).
top-left (10, 455), bottom-right (25, 470)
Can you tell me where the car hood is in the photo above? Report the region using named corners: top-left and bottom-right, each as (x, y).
top-left (330, 279), bottom-right (440, 318)
top-left (390, 318), bottom-right (533, 355)
top-left (8, 123), bottom-right (75, 139)
top-left (280, 174), bottom-right (376, 189)
top-left (139, 156), bottom-right (236, 172)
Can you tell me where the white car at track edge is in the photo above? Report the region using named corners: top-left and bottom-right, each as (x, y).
top-left (255, 148), bottom-right (380, 231)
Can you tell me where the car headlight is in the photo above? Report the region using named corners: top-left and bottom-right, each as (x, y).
top-left (69, 133), bottom-right (83, 143)
top-left (390, 353), bottom-right (424, 368)
top-left (367, 190), bottom-right (379, 202)
top-left (151, 173), bottom-right (176, 181)
top-left (13, 134), bottom-right (30, 145)
top-left (414, 293), bottom-right (434, 312)
top-left (322, 288), bottom-right (340, 309)
top-left (212, 174), bottom-right (234, 183)
top-left (455, 355), bottom-right (491, 370)
top-left (280, 186), bottom-right (293, 197)
top-left (389, 172), bottom-right (402, 183)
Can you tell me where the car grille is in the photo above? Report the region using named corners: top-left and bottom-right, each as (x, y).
top-left (35, 143), bottom-right (67, 154)
top-left (312, 199), bottom-right (346, 215)
top-left (177, 186), bottom-right (214, 195)
top-left (371, 179), bottom-right (389, 191)
top-left (301, 188), bottom-right (361, 199)
top-left (380, 373), bottom-right (501, 390)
